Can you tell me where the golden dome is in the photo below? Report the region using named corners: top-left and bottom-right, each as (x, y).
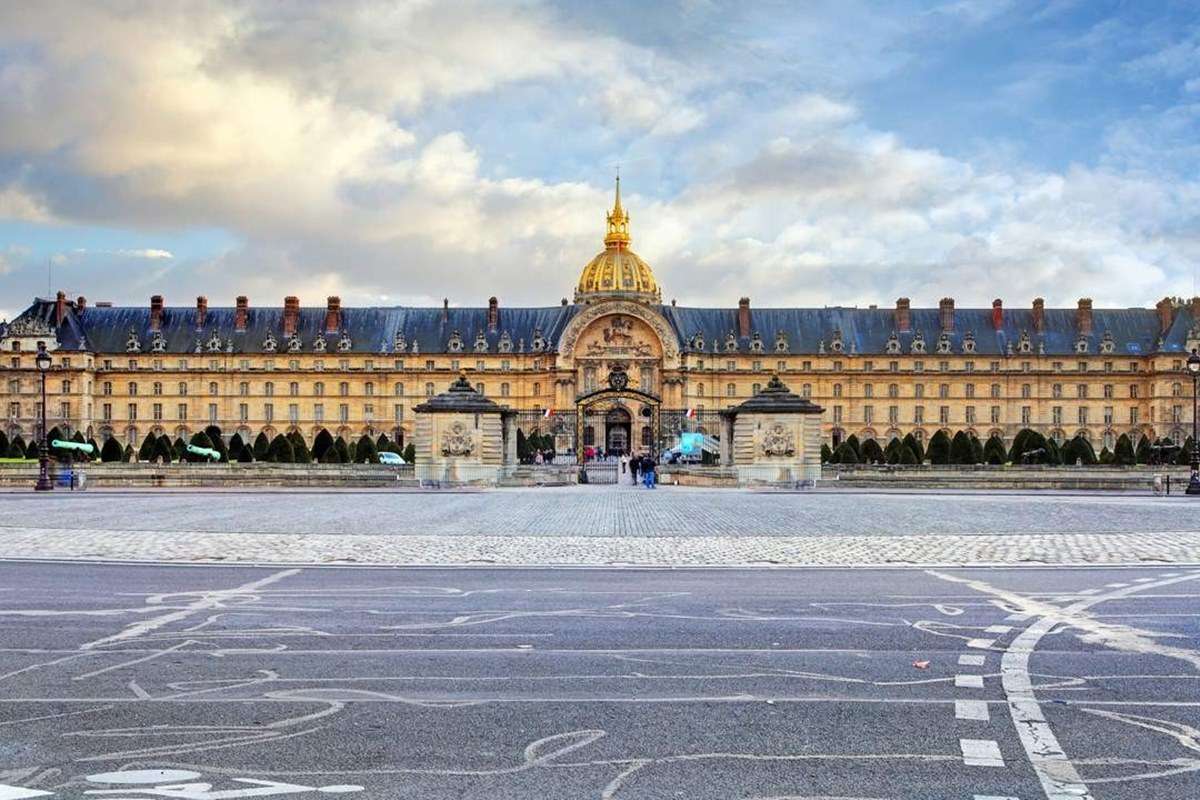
top-left (574, 177), bottom-right (662, 304)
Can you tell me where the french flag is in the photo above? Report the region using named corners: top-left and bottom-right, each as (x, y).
top-left (684, 408), bottom-right (697, 419)
top-left (543, 408), bottom-right (554, 419)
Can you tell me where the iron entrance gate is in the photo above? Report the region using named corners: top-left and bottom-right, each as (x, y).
top-left (581, 461), bottom-right (621, 484)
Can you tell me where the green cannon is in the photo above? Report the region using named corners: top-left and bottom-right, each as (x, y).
top-left (51, 439), bottom-right (95, 454)
top-left (186, 444), bottom-right (222, 461)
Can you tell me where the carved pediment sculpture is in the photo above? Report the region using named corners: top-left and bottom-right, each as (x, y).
top-left (760, 423), bottom-right (795, 457)
top-left (830, 329), bottom-right (844, 353)
top-left (287, 333), bottom-right (303, 352)
top-left (531, 327), bottom-right (547, 353)
top-left (473, 330), bottom-right (489, 353)
top-left (962, 330), bottom-right (977, 353)
top-left (498, 331), bottom-right (513, 353)
top-left (126, 328), bottom-right (142, 353)
top-left (1100, 330), bottom-right (1115, 354)
top-left (910, 331), bottom-right (926, 354)
top-left (774, 330), bottom-right (789, 353)
top-left (447, 330), bottom-right (464, 352)
top-left (886, 331), bottom-right (901, 354)
top-left (393, 331), bottom-right (407, 353)
top-left (206, 332), bottom-right (223, 352)
top-left (440, 422), bottom-right (475, 457)
top-left (262, 332), bottom-right (278, 352)
top-left (150, 331), bottom-right (167, 353)
top-left (313, 334), bottom-right (328, 352)
top-left (337, 330), bottom-right (353, 352)
top-left (749, 331), bottom-right (765, 353)
top-left (690, 331), bottom-right (706, 351)
top-left (936, 331), bottom-right (952, 354)
top-left (1017, 329), bottom-right (1031, 354)
top-left (724, 331), bottom-right (738, 353)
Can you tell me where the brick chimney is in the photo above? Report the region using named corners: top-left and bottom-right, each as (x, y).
top-left (195, 296), bottom-right (208, 330)
top-left (442, 298), bottom-right (449, 323)
top-left (324, 296), bottom-right (342, 333)
top-left (938, 297), bottom-right (955, 332)
top-left (991, 298), bottom-right (1003, 331)
top-left (55, 291), bottom-right (66, 326)
top-left (283, 296), bottom-right (300, 336)
top-left (1076, 297), bottom-right (1093, 337)
top-left (487, 296), bottom-right (499, 332)
top-left (737, 297), bottom-right (752, 338)
top-left (234, 296), bottom-right (248, 332)
top-left (894, 298), bottom-right (911, 333)
top-left (150, 295), bottom-right (164, 332)
top-left (76, 296), bottom-right (87, 314)
top-left (1032, 297), bottom-right (1045, 334)
top-left (1155, 297), bottom-right (1174, 335)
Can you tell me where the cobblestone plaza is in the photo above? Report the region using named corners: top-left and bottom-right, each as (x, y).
top-left (3, 488), bottom-right (1198, 566)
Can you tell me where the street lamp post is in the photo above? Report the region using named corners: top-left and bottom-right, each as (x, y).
top-left (34, 344), bottom-right (53, 491)
top-left (1187, 350), bottom-right (1200, 496)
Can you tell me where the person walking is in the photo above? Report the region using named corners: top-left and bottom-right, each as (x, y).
top-left (642, 452), bottom-right (657, 489)
top-left (619, 451), bottom-right (628, 478)
top-left (631, 452), bottom-right (641, 485)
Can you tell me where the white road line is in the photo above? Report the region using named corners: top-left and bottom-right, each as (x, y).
top-left (1004, 613), bottom-right (1030, 622)
top-left (974, 796), bottom-right (1020, 800)
top-left (932, 570), bottom-right (1200, 800)
top-left (966, 638), bottom-right (995, 650)
top-left (985, 625), bottom-right (1013, 634)
top-left (960, 738), bottom-right (1005, 767)
top-left (1133, 577), bottom-right (1156, 583)
top-left (1104, 582), bottom-right (1129, 588)
top-left (959, 654), bottom-right (986, 666)
top-left (0, 785), bottom-right (54, 799)
top-left (80, 569), bottom-right (300, 651)
top-left (1076, 589), bottom-right (1100, 596)
top-left (955, 675), bottom-right (985, 689)
top-left (955, 699), bottom-right (990, 721)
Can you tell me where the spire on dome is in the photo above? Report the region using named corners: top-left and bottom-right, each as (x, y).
top-left (604, 174), bottom-right (630, 249)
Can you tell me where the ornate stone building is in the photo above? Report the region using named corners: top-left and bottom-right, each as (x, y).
top-left (3, 179), bottom-right (1200, 458)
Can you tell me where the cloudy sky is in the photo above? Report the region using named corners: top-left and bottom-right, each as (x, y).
top-left (2, 0), bottom-right (1198, 320)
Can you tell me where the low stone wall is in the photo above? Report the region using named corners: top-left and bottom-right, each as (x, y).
top-left (0, 462), bottom-right (418, 489)
top-left (821, 464), bottom-right (1190, 491)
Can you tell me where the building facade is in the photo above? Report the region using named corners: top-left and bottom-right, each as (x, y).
top-left (4, 181), bottom-right (1200, 458)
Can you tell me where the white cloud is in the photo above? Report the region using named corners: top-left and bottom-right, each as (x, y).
top-left (117, 249), bottom-right (175, 260)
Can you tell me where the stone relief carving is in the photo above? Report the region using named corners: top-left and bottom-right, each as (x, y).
top-left (393, 331), bottom-right (407, 353)
top-left (206, 332), bottom-right (223, 352)
top-left (962, 330), bottom-right (976, 353)
top-left (531, 327), bottom-right (547, 353)
top-left (473, 330), bottom-right (489, 353)
top-left (262, 332), bottom-right (278, 352)
top-left (910, 331), bottom-right (926, 354)
top-left (724, 332), bottom-right (738, 353)
top-left (690, 331), bottom-right (706, 351)
top-left (498, 331), bottom-right (513, 353)
top-left (558, 301), bottom-right (678, 362)
top-left (193, 337), bottom-right (203, 354)
top-left (313, 334), bottom-right (328, 352)
top-left (440, 422), bottom-right (475, 457)
top-left (829, 329), bottom-right (844, 354)
top-left (936, 331), bottom-right (952, 354)
top-left (125, 328), bottom-right (142, 353)
top-left (775, 330), bottom-right (789, 353)
top-left (150, 331), bottom-right (167, 353)
top-left (6, 314), bottom-right (55, 338)
top-left (1074, 334), bottom-right (1089, 354)
top-left (749, 331), bottom-right (765, 353)
top-left (1100, 330), bottom-right (1115, 354)
top-left (885, 331), bottom-right (901, 354)
top-left (760, 423), bottom-right (795, 457)
top-left (287, 333), bottom-right (303, 352)
top-left (447, 330), bottom-right (463, 352)
top-left (337, 331), bottom-right (353, 352)
top-left (1016, 329), bottom-right (1032, 354)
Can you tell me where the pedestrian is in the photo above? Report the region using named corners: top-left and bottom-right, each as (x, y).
top-left (642, 452), bottom-right (657, 489)
top-left (619, 451), bottom-right (628, 477)
top-left (631, 453), bottom-right (641, 485)
top-left (534, 450), bottom-right (543, 465)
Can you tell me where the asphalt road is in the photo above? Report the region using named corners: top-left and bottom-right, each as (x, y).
top-left (0, 561), bottom-right (1197, 799)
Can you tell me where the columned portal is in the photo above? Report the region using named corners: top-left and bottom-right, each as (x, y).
top-left (575, 387), bottom-right (660, 464)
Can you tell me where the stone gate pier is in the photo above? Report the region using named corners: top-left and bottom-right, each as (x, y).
top-left (719, 374), bottom-right (824, 486)
top-left (413, 374), bottom-right (517, 485)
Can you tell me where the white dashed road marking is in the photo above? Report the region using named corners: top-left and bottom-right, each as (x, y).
top-left (0, 787), bottom-right (53, 800)
top-left (955, 699), bottom-right (991, 721)
top-left (973, 795), bottom-right (1020, 800)
top-left (966, 638), bottom-right (995, 650)
top-left (985, 625), bottom-right (1012, 634)
top-left (959, 654), bottom-right (986, 666)
top-left (960, 738), bottom-right (1005, 767)
top-left (955, 674), bottom-right (985, 689)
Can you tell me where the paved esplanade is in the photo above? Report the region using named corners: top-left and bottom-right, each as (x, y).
top-left (0, 561), bottom-right (1197, 799)
top-left (0, 488), bottom-right (1199, 565)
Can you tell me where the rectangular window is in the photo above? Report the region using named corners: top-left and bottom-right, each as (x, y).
top-left (832, 405), bottom-right (843, 423)
top-left (59, 401), bottom-right (70, 420)
top-left (1078, 407), bottom-right (1088, 425)
top-left (889, 361), bottom-right (899, 372)
top-left (939, 361), bottom-right (949, 372)
top-left (208, 403), bottom-right (217, 424)
top-left (990, 405), bottom-right (1000, 424)
top-left (914, 406), bottom-right (925, 424)
top-left (752, 360), bottom-right (763, 372)
top-left (128, 403), bottom-right (138, 421)
top-left (289, 404), bottom-right (299, 424)
top-left (264, 403), bottom-right (274, 422)
top-left (965, 384), bottom-right (975, 399)
top-left (1021, 406), bottom-right (1031, 425)
top-left (339, 404), bottom-right (349, 423)
top-left (152, 403), bottom-right (162, 420)
top-left (1130, 385), bottom-right (1139, 399)
top-left (964, 361), bottom-right (974, 372)
top-left (939, 405), bottom-right (950, 425)
top-left (777, 360), bottom-right (787, 372)
top-left (1130, 408), bottom-right (1139, 424)
top-left (863, 384), bottom-right (874, 398)
top-left (914, 361), bottom-right (924, 372)
top-left (863, 360), bottom-right (874, 371)
top-left (314, 403), bottom-right (324, 423)
top-left (364, 404), bottom-right (374, 421)
top-left (966, 406), bottom-right (976, 424)
top-left (239, 403), bottom-right (248, 422)
top-left (1052, 406), bottom-right (1063, 425)
top-left (394, 404), bottom-right (403, 422)
top-left (103, 403), bottom-right (112, 421)
top-left (1172, 405), bottom-right (1182, 424)
top-left (888, 405), bottom-right (899, 424)
top-left (863, 405), bottom-right (873, 424)
top-left (1077, 384), bottom-right (1088, 399)
top-left (178, 404), bottom-right (187, 421)
top-left (1103, 406), bottom-right (1113, 424)
top-left (1103, 384), bottom-right (1113, 399)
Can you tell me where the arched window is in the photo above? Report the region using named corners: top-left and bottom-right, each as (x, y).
top-left (339, 382), bottom-right (349, 397)
top-left (394, 382), bottom-right (404, 396)
top-left (264, 381), bottom-right (274, 396)
top-left (641, 425), bottom-right (653, 446)
top-left (533, 382), bottom-right (540, 396)
top-left (1172, 382), bottom-right (1182, 397)
top-left (832, 383), bottom-right (842, 398)
top-left (888, 383), bottom-right (899, 398)
top-left (696, 382), bottom-right (705, 396)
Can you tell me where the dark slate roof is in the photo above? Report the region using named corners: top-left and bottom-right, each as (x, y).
top-left (661, 305), bottom-right (1194, 356)
top-left (12, 299), bottom-right (579, 355)
top-left (10, 297), bottom-right (1198, 357)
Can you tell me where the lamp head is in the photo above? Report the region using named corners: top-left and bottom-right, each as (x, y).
top-left (1188, 349), bottom-right (1200, 375)
top-left (34, 344), bottom-right (51, 371)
